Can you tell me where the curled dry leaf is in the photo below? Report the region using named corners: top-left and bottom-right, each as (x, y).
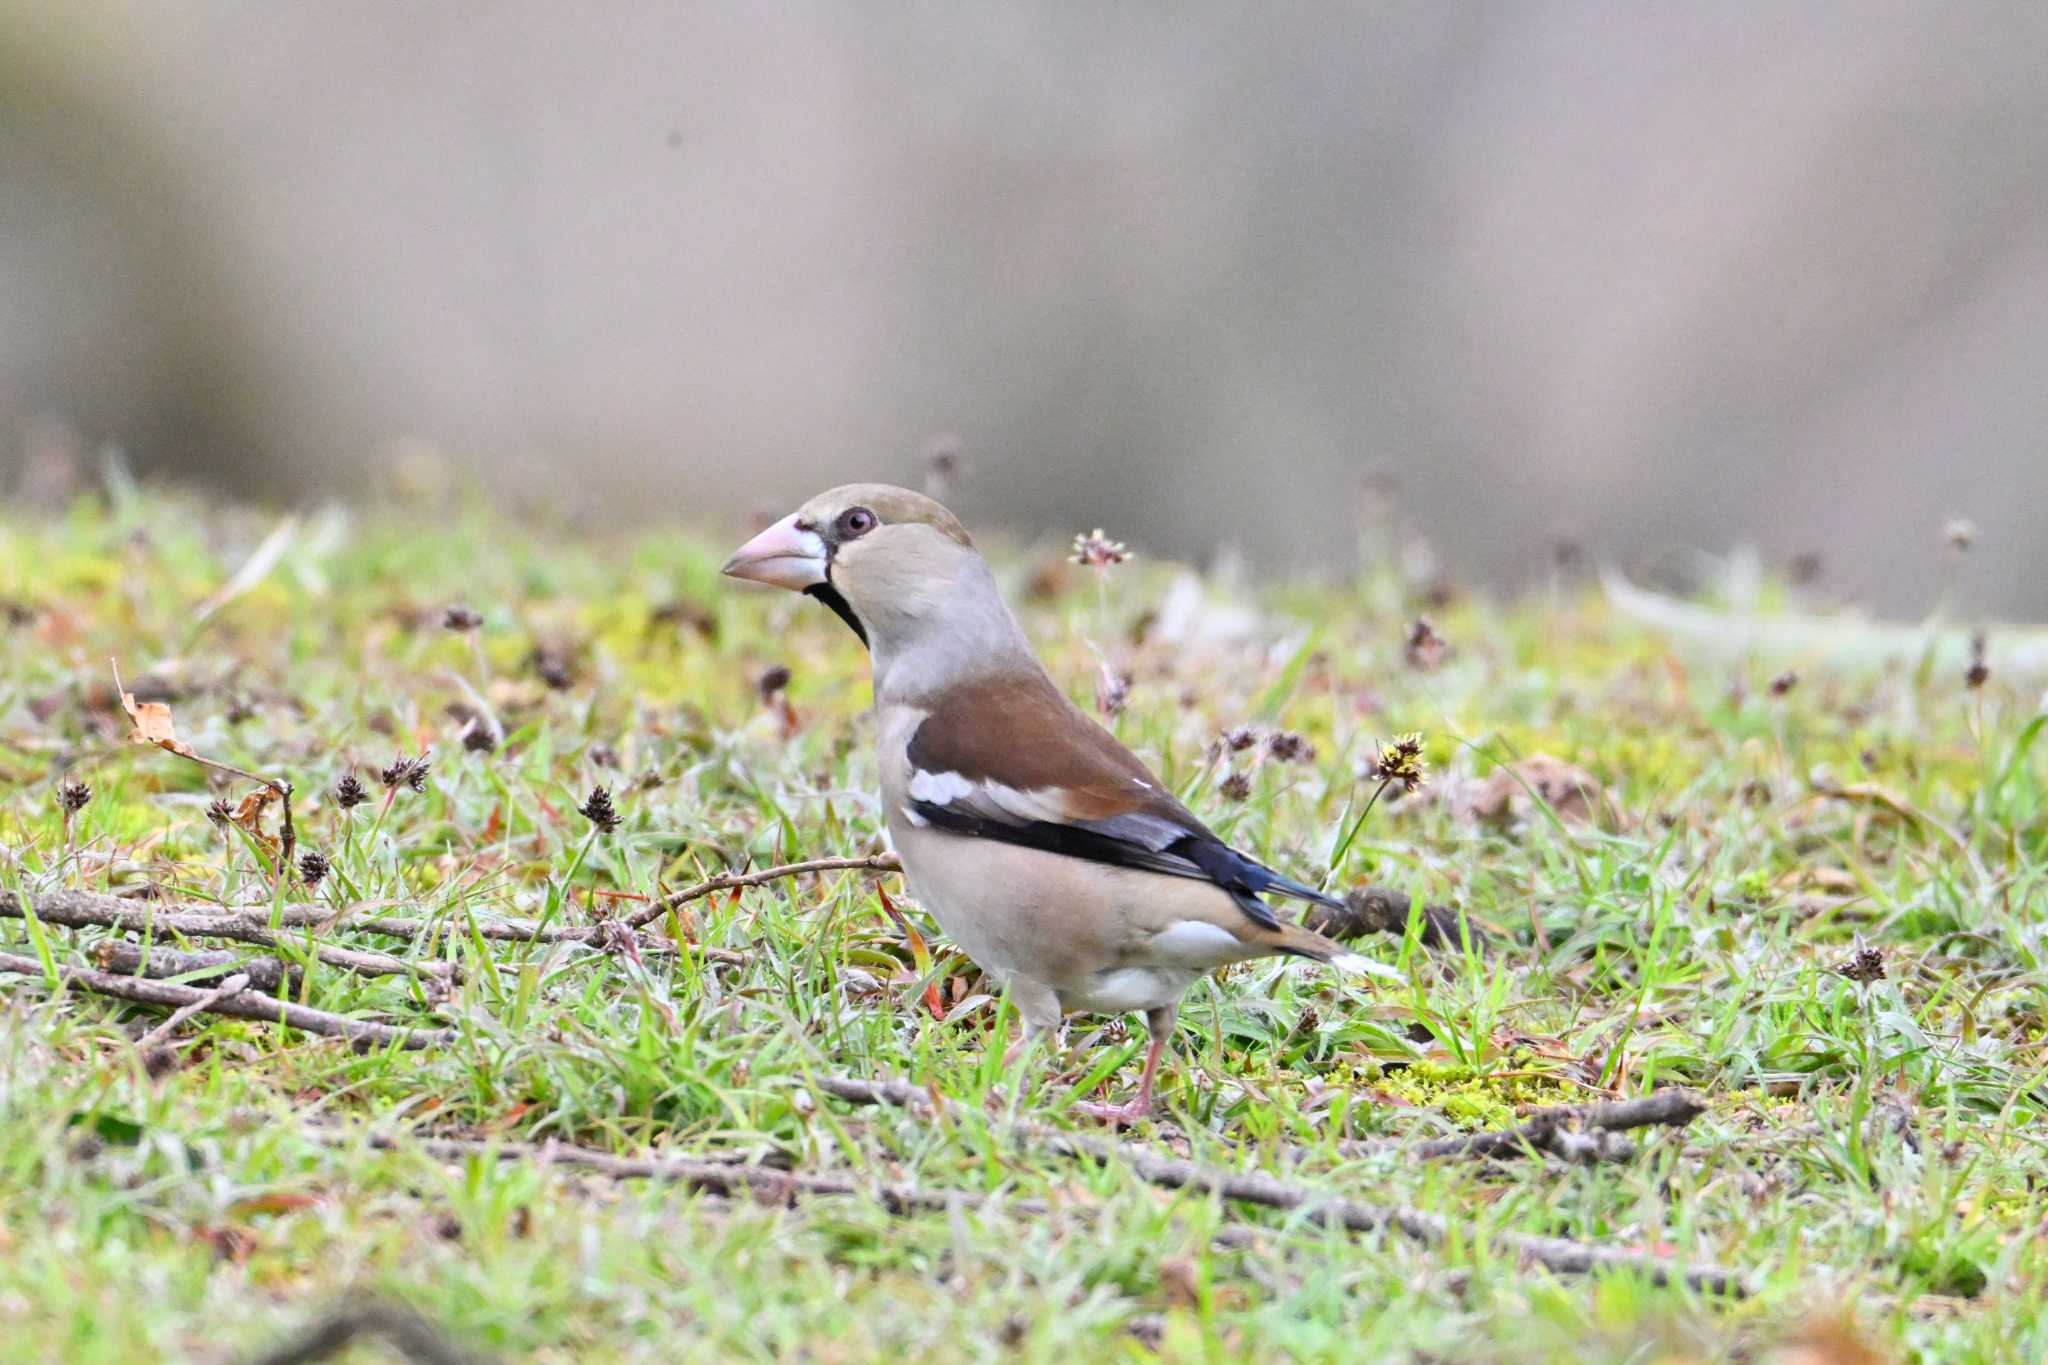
top-left (228, 788), bottom-right (282, 859)
top-left (119, 690), bottom-right (197, 759)
top-left (1468, 754), bottom-right (1614, 827)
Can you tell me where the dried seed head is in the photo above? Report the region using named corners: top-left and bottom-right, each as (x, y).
top-left (442, 604), bottom-right (484, 631)
top-left (1095, 667), bottom-right (1132, 718)
top-left (461, 720), bottom-right (497, 753)
top-left (298, 850), bottom-right (330, 887)
top-left (381, 751), bottom-right (432, 792)
top-left (923, 433), bottom-right (963, 496)
top-left (1943, 517), bottom-right (1978, 553)
top-left (1404, 617), bottom-right (1447, 671)
top-left (1071, 528), bottom-right (1131, 570)
top-left (1223, 725), bottom-right (1261, 753)
top-left (333, 773), bottom-right (368, 810)
top-left (1768, 670), bottom-right (1799, 697)
top-left (1266, 731), bottom-right (1315, 764)
top-left (206, 798), bottom-right (233, 826)
top-left (1966, 632), bottom-right (1990, 690)
top-left (578, 785), bottom-right (622, 834)
top-left (591, 919), bottom-right (637, 954)
top-left (1837, 941), bottom-right (1885, 984)
top-left (531, 648), bottom-right (576, 690)
top-left (57, 778), bottom-right (92, 814)
top-left (1219, 770), bottom-right (1253, 802)
top-left (1371, 733), bottom-right (1427, 794)
top-left (756, 665), bottom-right (792, 700)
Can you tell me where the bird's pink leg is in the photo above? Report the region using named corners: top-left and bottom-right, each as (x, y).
top-left (1071, 1030), bottom-right (1168, 1127)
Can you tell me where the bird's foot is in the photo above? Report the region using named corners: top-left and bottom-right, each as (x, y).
top-left (1069, 1095), bottom-right (1152, 1128)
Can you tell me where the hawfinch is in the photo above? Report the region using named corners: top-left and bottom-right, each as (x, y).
top-left (723, 484), bottom-right (1395, 1121)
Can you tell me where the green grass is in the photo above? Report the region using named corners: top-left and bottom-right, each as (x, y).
top-left (2, 479), bottom-right (2045, 1362)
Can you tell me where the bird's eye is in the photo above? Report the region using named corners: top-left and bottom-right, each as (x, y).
top-left (836, 507), bottom-right (877, 539)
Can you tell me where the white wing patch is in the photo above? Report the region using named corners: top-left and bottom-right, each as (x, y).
top-left (907, 769), bottom-right (977, 804)
top-left (907, 769), bottom-right (1076, 824)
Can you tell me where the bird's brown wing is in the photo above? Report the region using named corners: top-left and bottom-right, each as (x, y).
top-left (902, 673), bottom-right (1339, 928)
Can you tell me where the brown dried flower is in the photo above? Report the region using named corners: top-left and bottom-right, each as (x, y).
top-left (1266, 731), bottom-right (1316, 764)
top-left (1371, 733), bottom-right (1427, 794)
top-left (1071, 529), bottom-right (1131, 569)
top-left (1404, 618), bottom-right (1447, 671)
top-left (1837, 942), bottom-right (1885, 984)
top-left (578, 785), bottom-right (622, 835)
top-left (381, 751), bottom-right (432, 792)
top-left (1966, 632), bottom-right (1990, 690)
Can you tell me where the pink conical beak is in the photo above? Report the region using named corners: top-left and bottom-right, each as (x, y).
top-left (720, 512), bottom-right (829, 591)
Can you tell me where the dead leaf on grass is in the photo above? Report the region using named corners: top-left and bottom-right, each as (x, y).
top-left (118, 690), bottom-right (197, 759)
top-left (1468, 754), bottom-right (1615, 827)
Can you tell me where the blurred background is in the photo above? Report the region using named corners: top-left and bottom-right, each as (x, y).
top-left (3, 2), bottom-right (2045, 612)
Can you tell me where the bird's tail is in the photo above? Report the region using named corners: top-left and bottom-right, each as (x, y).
top-left (1264, 922), bottom-right (1406, 983)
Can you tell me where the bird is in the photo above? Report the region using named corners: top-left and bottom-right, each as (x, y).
top-left (722, 484), bottom-right (1398, 1121)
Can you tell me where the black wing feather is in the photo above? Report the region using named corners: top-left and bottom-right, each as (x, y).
top-left (907, 800), bottom-right (1341, 930)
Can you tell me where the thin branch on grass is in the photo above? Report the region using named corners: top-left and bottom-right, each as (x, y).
top-left (1047, 1132), bottom-right (1747, 1295)
top-left (91, 939), bottom-right (301, 994)
top-left (350, 1129), bottom-right (988, 1217)
top-left (1355, 1088), bottom-right (1708, 1166)
top-left (1, 889), bottom-right (455, 980)
top-left (241, 1300), bottom-right (482, 1365)
top-left (811, 1074), bottom-right (1707, 1168)
top-left (1302, 883), bottom-right (1478, 949)
top-left (619, 853), bottom-right (902, 929)
top-left (134, 972), bottom-right (250, 1051)
top-left (322, 1116), bottom-right (1746, 1296)
top-left (0, 950), bottom-right (452, 1050)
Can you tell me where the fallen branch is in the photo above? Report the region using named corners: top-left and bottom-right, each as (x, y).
top-left (1049, 1132), bottom-right (1747, 1295)
top-left (2, 857), bottom-right (902, 967)
top-left (241, 1299), bottom-right (481, 1365)
top-left (321, 1114), bottom-right (1746, 1295)
top-left (134, 972), bottom-right (249, 1051)
top-left (812, 1074), bottom-right (1706, 1168)
top-left (91, 939), bottom-right (302, 994)
top-left (1, 889), bottom-right (454, 980)
top-left (619, 853), bottom-right (903, 929)
top-left (1304, 884), bottom-right (1476, 949)
top-left (349, 1129), bottom-right (982, 1217)
top-left (0, 950), bottom-right (453, 1050)
top-left (1374, 1088), bottom-right (1708, 1166)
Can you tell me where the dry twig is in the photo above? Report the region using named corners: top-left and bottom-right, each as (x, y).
top-left (91, 939), bottom-right (301, 994)
top-left (619, 854), bottom-right (902, 929)
top-left (1, 889), bottom-right (454, 980)
top-left (1047, 1132), bottom-right (1746, 1294)
top-left (320, 1111), bottom-right (1746, 1296)
top-left (241, 1300), bottom-right (482, 1365)
top-left (1362, 1088), bottom-right (1708, 1165)
top-left (134, 972), bottom-right (250, 1052)
top-left (0, 950), bottom-right (452, 1050)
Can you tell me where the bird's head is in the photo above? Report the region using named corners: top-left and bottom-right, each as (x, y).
top-left (720, 483), bottom-right (978, 650)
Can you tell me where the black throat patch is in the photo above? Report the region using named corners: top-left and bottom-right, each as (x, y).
top-left (804, 581), bottom-right (868, 648)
